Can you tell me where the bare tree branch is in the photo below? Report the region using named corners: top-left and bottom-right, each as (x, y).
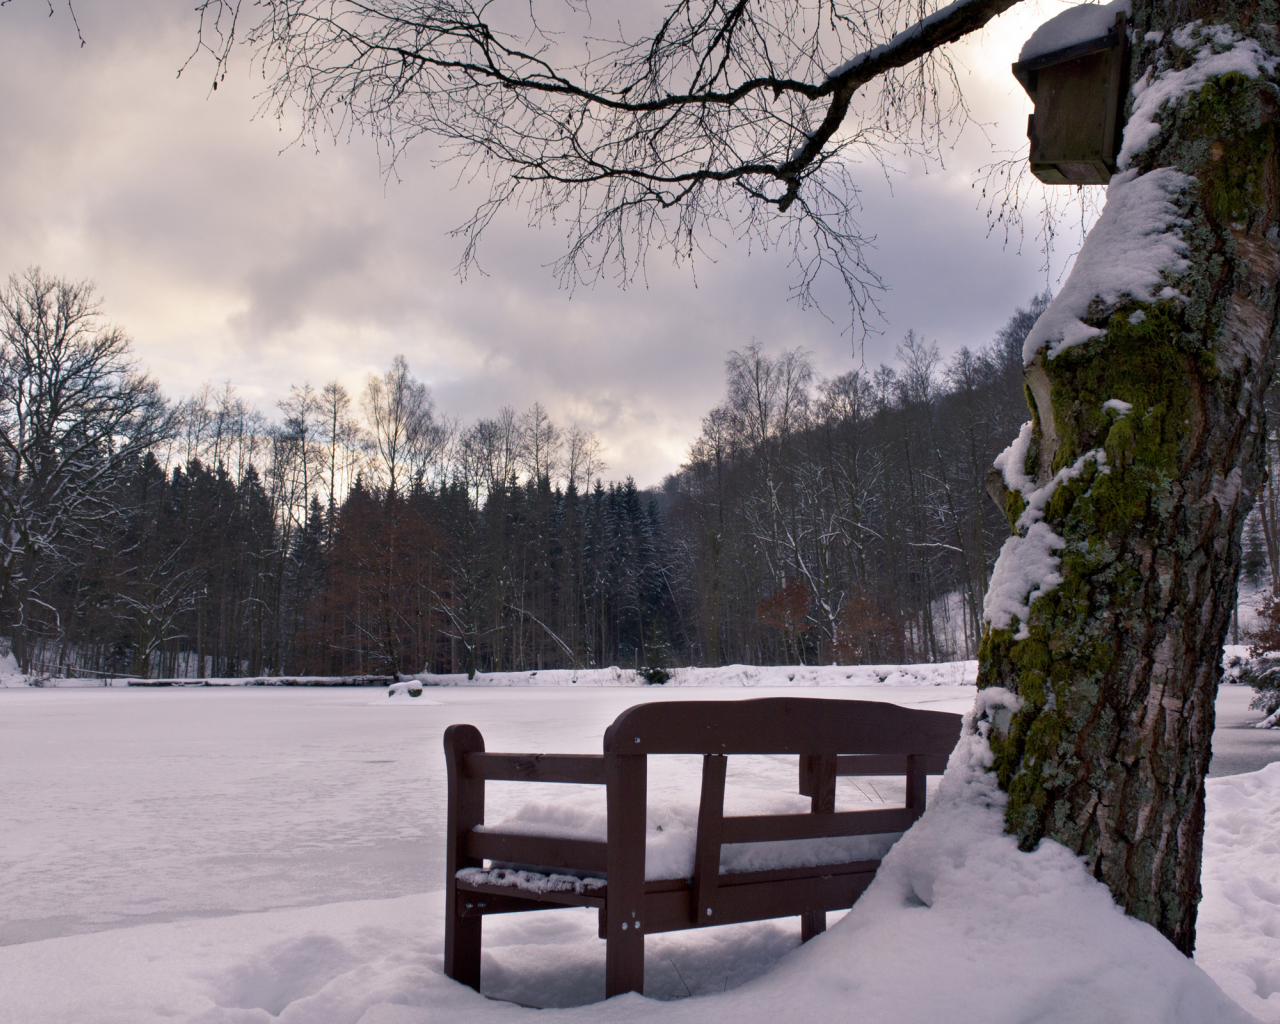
top-left (188, 0), bottom-right (1023, 321)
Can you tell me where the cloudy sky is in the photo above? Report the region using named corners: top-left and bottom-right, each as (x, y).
top-left (0, 0), bottom-right (1086, 486)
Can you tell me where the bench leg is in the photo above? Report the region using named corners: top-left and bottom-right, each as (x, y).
top-left (605, 752), bottom-right (647, 998)
top-left (443, 724), bottom-right (486, 991)
top-left (800, 910), bottom-right (826, 942)
top-left (800, 752), bottom-right (834, 944)
top-left (605, 918), bottom-right (645, 998)
top-left (445, 902), bottom-right (483, 991)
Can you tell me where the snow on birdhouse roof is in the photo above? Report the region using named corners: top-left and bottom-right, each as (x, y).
top-left (1018, 0), bottom-right (1130, 63)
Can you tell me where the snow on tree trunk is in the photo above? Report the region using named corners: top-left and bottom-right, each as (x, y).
top-left (977, 2), bottom-right (1280, 955)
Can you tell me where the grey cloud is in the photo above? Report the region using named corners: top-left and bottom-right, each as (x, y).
top-left (0, 0), bottom-right (1077, 486)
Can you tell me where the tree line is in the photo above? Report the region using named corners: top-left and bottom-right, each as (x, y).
top-left (2, 267), bottom-right (1047, 677)
top-left (659, 304), bottom-right (1043, 668)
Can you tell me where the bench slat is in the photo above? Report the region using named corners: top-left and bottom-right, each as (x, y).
top-left (463, 752), bottom-right (606, 784)
top-left (835, 752), bottom-right (949, 776)
top-left (715, 868), bottom-right (878, 925)
top-left (605, 699), bottom-right (963, 757)
top-left (467, 831), bottom-right (610, 871)
top-left (720, 806), bottom-right (916, 844)
top-left (717, 858), bottom-right (882, 887)
top-left (455, 879), bottom-right (606, 910)
top-left (461, 855), bottom-right (888, 910)
top-left (693, 754), bottom-right (727, 923)
top-left (638, 867), bottom-right (878, 934)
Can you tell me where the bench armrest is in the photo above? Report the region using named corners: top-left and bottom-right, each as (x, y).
top-left (463, 752), bottom-right (606, 784)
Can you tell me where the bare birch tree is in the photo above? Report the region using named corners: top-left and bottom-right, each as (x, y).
top-left (0, 269), bottom-right (168, 670)
top-left (518, 402), bottom-right (562, 483)
top-left (565, 423), bottom-right (606, 491)
top-left (363, 354), bottom-right (438, 496)
top-left (319, 379), bottom-right (364, 527)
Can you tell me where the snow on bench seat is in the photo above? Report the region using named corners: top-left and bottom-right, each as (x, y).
top-left (455, 866), bottom-right (607, 895)
top-left (474, 796), bottom-right (904, 881)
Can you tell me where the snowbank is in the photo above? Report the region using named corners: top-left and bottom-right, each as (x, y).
top-left (1022, 166), bottom-right (1191, 363)
top-left (416, 661), bottom-right (978, 688)
top-left (1018, 0), bottom-right (1129, 63)
top-left (985, 439), bottom-right (1111, 639)
top-left (381, 680), bottom-right (444, 705)
top-left (1, 674), bottom-right (394, 688)
top-left (0, 650), bottom-right (26, 686)
top-left (737, 693), bottom-right (1255, 1024)
top-left (1197, 762), bottom-right (1280, 1020)
top-left (1120, 23), bottom-right (1278, 170)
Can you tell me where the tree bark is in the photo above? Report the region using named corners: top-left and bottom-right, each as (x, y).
top-left (979, 2), bottom-right (1280, 954)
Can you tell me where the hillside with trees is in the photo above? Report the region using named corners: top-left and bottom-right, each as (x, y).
top-left (2, 267), bottom-right (1059, 679)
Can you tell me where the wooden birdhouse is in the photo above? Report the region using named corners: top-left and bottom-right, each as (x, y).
top-left (1012, 12), bottom-right (1129, 185)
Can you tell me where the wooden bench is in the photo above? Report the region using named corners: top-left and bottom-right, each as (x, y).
top-left (443, 697), bottom-right (962, 998)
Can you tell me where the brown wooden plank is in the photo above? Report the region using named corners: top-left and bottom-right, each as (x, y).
top-left (906, 753), bottom-right (928, 822)
top-left (634, 857), bottom-right (884, 895)
top-left (641, 885), bottom-right (693, 935)
top-left (720, 806), bottom-right (916, 844)
top-left (643, 877), bottom-right (691, 894)
top-left (714, 870), bottom-right (877, 927)
top-left (443, 724), bottom-right (486, 991)
top-left (605, 753), bottom-right (647, 998)
top-left (639, 870), bottom-right (878, 934)
top-left (604, 698), bottom-right (962, 758)
top-left (717, 859), bottom-right (882, 887)
top-left (463, 752), bottom-right (606, 784)
top-left (801, 753), bottom-right (837, 941)
top-left (692, 754), bottom-right (727, 925)
top-left (805, 754), bottom-right (837, 812)
top-left (454, 880), bottom-right (606, 910)
top-left (836, 752), bottom-right (950, 776)
top-left (466, 831), bottom-right (608, 872)
top-left (834, 753), bottom-right (902, 776)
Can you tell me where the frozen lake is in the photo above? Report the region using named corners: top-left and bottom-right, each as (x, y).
top-left (0, 683), bottom-right (977, 946)
top-left (0, 682), bottom-right (1273, 948)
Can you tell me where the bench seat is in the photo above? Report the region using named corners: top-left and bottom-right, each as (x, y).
top-left (470, 796), bottom-right (905, 880)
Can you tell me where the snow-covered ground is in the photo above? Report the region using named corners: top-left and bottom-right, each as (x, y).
top-left (0, 658), bottom-right (977, 689)
top-left (419, 661), bottom-right (980, 688)
top-left (1, 681), bottom-right (1277, 1023)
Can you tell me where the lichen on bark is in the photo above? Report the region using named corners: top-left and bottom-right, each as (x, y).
top-left (977, 6), bottom-right (1280, 954)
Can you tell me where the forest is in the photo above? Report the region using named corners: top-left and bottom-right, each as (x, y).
top-left (3, 269), bottom-right (1265, 679)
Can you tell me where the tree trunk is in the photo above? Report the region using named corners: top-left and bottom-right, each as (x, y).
top-left (14, 556), bottom-right (32, 674)
top-left (978, 2), bottom-right (1279, 955)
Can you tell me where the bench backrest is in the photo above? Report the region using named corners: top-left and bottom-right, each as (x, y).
top-left (603, 696), bottom-right (961, 759)
top-left (447, 698), bottom-right (962, 874)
